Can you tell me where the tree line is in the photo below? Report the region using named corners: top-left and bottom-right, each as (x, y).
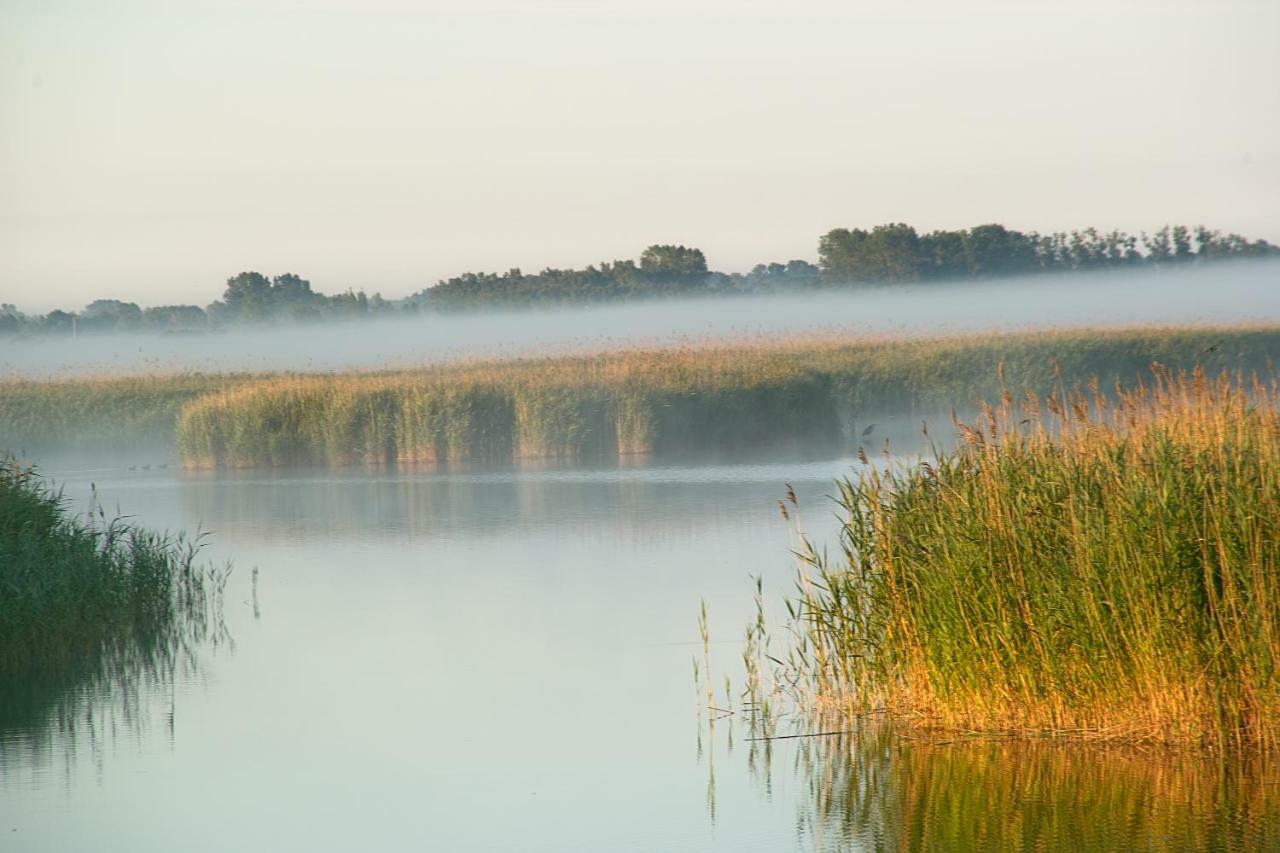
top-left (2, 223), bottom-right (1274, 335)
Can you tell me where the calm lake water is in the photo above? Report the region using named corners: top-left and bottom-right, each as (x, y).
top-left (2, 454), bottom-right (1277, 851)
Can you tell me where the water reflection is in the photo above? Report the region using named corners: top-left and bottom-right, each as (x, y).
top-left (717, 722), bottom-right (1280, 852)
top-left (0, 566), bottom-right (232, 785)
top-left (11, 453), bottom-right (1274, 850)
top-left (169, 454), bottom-right (866, 546)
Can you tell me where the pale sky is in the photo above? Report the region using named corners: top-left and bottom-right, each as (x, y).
top-left (3, 0), bottom-right (1278, 312)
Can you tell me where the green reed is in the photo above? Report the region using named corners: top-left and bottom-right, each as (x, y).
top-left (0, 458), bottom-right (228, 733)
top-left (0, 373), bottom-right (234, 456)
top-left (783, 369), bottom-right (1280, 747)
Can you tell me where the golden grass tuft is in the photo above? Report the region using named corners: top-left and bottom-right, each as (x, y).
top-left (786, 368), bottom-right (1280, 748)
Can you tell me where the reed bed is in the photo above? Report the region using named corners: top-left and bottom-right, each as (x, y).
top-left (171, 325), bottom-right (1279, 468)
top-left (0, 459), bottom-right (227, 731)
top-left (782, 369), bottom-right (1280, 748)
top-left (2, 324), bottom-right (1276, 466)
top-left (0, 373), bottom-right (234, 456)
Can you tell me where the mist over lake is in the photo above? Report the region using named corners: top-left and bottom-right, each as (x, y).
top-left (4, 260), bottom-right (1277, 379)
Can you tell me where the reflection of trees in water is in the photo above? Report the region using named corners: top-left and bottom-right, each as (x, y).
top-left (726, 723), bottom-right (1280, 852)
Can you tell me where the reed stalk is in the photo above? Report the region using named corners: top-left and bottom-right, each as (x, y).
top-left (786, 369), bottom-right (1280, 747)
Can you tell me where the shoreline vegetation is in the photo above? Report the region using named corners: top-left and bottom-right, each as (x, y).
top-left (2, 221), bottom-right (1275, 335)
top-left (2, 324), bottom-right (1278, 466)
top-left (0, 459), bottom-right (227, 736)
top-left (763, 369), bottom-right (1280, 749)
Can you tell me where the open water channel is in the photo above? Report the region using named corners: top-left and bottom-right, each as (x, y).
top-left (2, 454), bottom-right (1276, 851)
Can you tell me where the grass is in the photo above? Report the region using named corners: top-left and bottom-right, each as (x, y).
top-left (774, 368), bottom-right (1280, 748)
top-left (0, 458), bottom-right (227, 735)
top-left (171, 325), bottom-right (1280, 467)
top-left (0, 373), bottom-right (234, 457)
top-left (2, 325), bottom-right (1278, 468)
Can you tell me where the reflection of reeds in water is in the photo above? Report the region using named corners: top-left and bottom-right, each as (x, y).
top-left (777, 369), bottom-right (1280, 748)
top-left (776, 725), bottom-right (1280, 852)
top-left (0, 459), bottom-right (230, 762)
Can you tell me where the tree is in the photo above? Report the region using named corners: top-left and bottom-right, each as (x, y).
top-left (639, 245), bottom-right (707, 279)
top-left (221, 272), bottom-right (274, 320)
top-left (0, 304), bottom-right (21, 335)
top-left (819, 224), bottom-right (921, 283)
top-left (144, 305), bottom-right (207, 331)
top-left (1143, 227), bottom-right (1173, 264)
top-left (962, 224), bottom-right (1037, 277)
top-left (818, 227), bottom-right (869, 280)
top-left (43, 309), bottom-right (75, 334)
top-left (81, 299), bottom-right (143, 331)
top-left (919, 230), bottom-right (968, 280)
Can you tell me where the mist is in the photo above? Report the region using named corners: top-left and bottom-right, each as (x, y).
top-left (3, 259), bottom-right (1278, 379)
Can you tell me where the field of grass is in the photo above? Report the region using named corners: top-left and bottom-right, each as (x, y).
top-left (2, 325), bottom-right (1277, 467)
top-left (0, 458), bottom-right (226, 734)
top-left (774, 368), bottom-right (1280, 748)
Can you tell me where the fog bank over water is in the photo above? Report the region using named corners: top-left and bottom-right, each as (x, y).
top-left (4, 260), bottom-right (1278, 379)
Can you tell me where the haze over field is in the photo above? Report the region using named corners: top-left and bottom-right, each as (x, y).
top-left (2, 260), bottom-right (1276, 378)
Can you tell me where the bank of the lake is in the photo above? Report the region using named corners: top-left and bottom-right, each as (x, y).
top-left (0, 459), bottom-right (224, 733)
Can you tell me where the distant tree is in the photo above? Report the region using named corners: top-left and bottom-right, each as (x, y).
top-left (221, 272), bottom-right (273, 321)
top-left (144, 304), bottom-right (207, 332)
top-left (863, 223), bottom-right (922, 281)
top-left (0, 303), bottom-right (22, 335)
top-left (20, 219), bottom-right (1272, 333)
top-left (918, 230), bottom-right (968, 280)
top-left (819, 223), bottom-right (922, 283)
top-left (271, 273), bottom-right (314, 301)
top-left (818, 227), bottom-right (869, 280)
top-left (745, 260), bottom-right (820, 290)
top-left (1143, 227), bottom-right (1173, 264)
top-left (81, 299), bottom-right (143, 332)
top-left (43, 309), bottom-right (75, 334)
top-left (639, 245), bottom-right (708, 279)
top-left (962, 224), bottom-right (1037, 278)
top-left (368, 293), bottom-right (396, 315)
top-left (1172, 225), bottom-right (1194, 262)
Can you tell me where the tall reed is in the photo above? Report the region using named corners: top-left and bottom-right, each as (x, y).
top-left (0, 458), bottom-right (227, 732)
top-left (170, 325), bottom-right (1280, 468)
top-left (787, 369), bottom-right (1280, 747)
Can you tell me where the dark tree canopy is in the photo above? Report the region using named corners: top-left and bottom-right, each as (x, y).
top-left (639, 244), bottom-right (708, 278)
top-left (2, 221), bottom-right (1275, 335)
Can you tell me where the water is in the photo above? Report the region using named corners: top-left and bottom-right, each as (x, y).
top-left (2, 456), bottom-right (1276, 851)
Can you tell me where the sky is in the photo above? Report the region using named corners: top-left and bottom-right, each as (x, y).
top-left (3, 0), bottom-right (1278, 312)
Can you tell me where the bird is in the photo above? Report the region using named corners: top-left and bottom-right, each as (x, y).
top-left (861, 423), bottom-right (876, 437)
